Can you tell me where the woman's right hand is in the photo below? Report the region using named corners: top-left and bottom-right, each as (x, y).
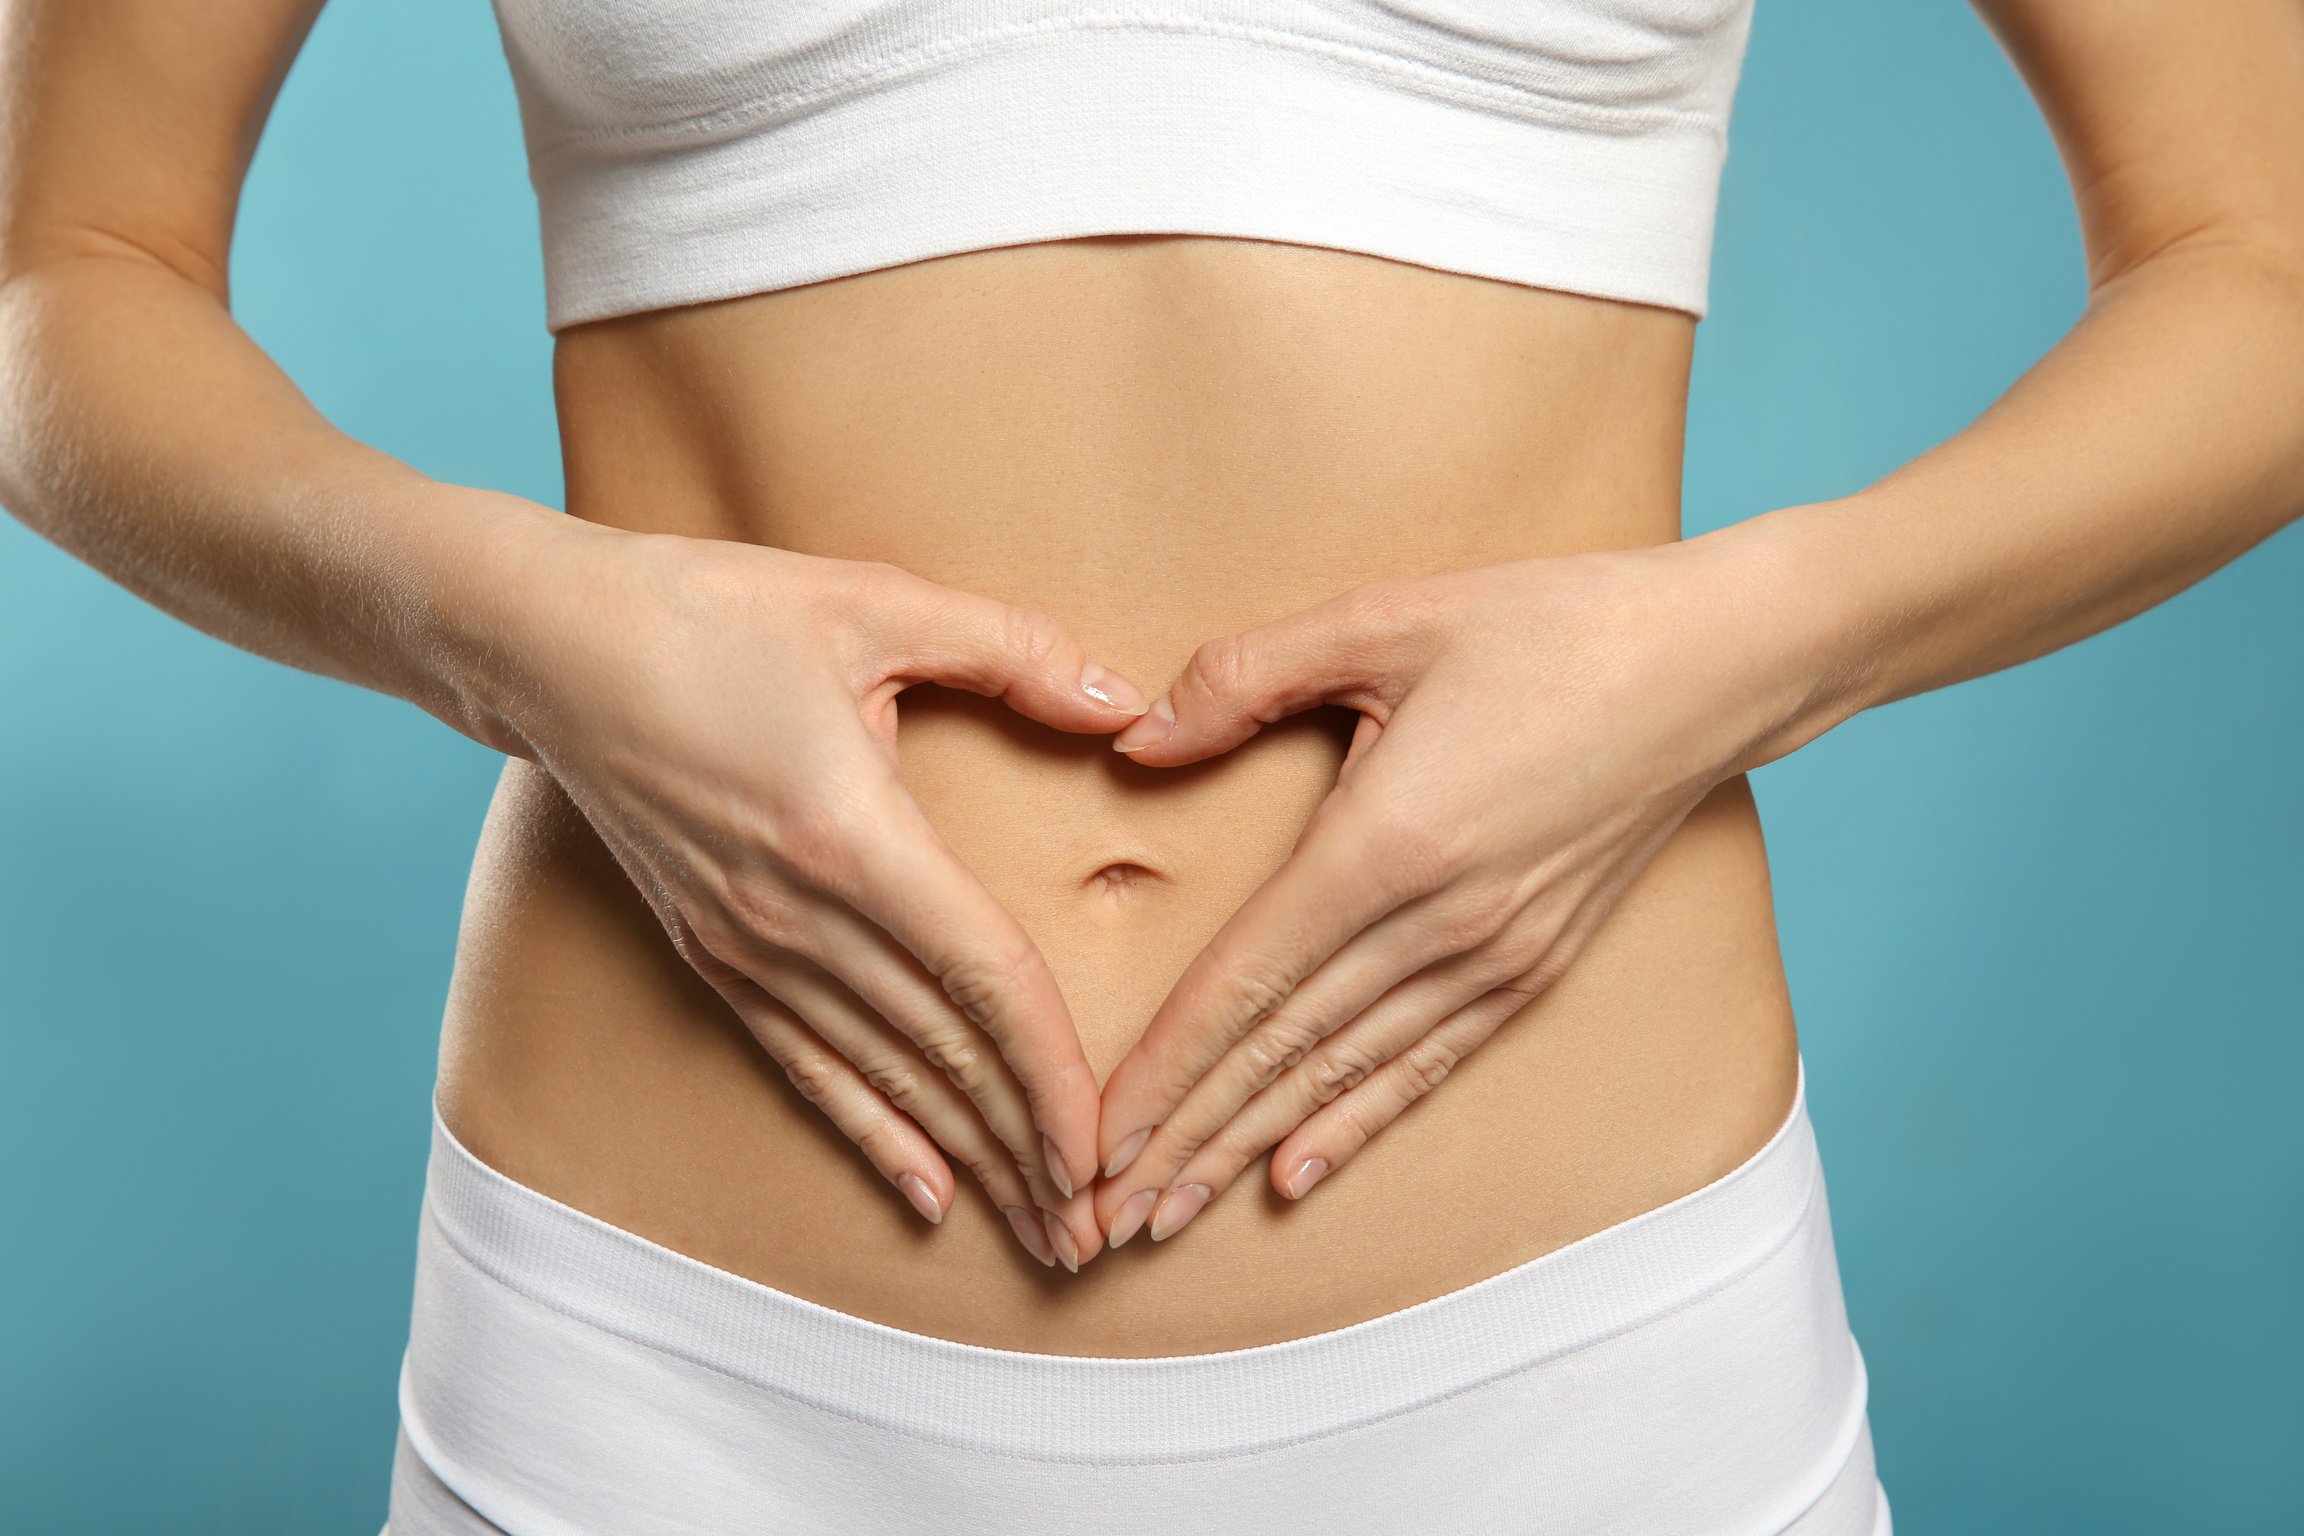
top-left (454, 501), bottom-right (1145, 1271)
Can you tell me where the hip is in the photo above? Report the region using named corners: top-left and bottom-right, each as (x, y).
top-left (391, 1052), bottom-right (1880, 1535)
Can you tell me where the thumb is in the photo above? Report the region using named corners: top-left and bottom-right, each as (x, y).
top-left (870, 569), bottom-right (1151, 734)
top-left (1112, 583), bottom-right (1431, 766)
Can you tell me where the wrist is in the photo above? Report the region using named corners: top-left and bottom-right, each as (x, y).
top-left (1662, 503), bottom-right (1885, 775)
top-left (393, 484), bottom-right (608, 760)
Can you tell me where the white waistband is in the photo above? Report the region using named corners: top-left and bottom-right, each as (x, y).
top-left (421, 1060), bottom-right (1818, 1465)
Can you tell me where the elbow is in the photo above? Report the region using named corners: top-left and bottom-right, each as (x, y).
top-left (0, 213), bottom-right (232, 308)
top-left (2230, 219), bottom-right (2304, 316)
top-left (2088, 207), bottom-right (2304, 312)
top-left (2138, 215), bottom-right (2304, 534)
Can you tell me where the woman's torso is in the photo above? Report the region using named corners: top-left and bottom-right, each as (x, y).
top-left (433, 233), bottom-right (1800, 1356)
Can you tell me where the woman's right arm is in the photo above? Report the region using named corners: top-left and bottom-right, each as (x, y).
top-left (0, 0), bottom-right (1135, 1267)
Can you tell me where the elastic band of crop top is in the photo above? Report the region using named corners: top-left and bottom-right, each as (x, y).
top-left (495, 2), bottom-right (1756, 330)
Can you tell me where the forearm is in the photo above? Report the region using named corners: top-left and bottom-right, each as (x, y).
top-left (0, 246), bottom-right (557, 752)
top-left (1720, 233), bottom-right (2304, 765)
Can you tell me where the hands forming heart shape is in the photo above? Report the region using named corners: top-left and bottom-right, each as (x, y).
top-left (505, 515), bottom-right (1806, 1272)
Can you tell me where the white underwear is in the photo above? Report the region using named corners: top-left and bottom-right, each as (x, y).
top-left (385, 1061), bottom-right (1890, 1535)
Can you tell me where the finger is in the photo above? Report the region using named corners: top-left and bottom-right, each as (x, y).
top-left (749, 952), bottom-right (1058, 1263)
top-left (1097, 814), bottom-right (1412, 1179)
top-left (1096, 950), bottom-right (1503, 1246)
top-left (1267, 988), bottom-right (1534, 1202)
top-left (1264, 873), bottom-right (1645, 1201)
top-left (821, 790), bottom-right (1103, 1204)
top-left (1223, 970), bottom-right (1528, 1204)
top-left (1041, 1187), bottom-right (1106, 1276)
top-left (792, 894), bottom-right (1079, 1214)
top-left (864, 565), bottom-right (1151, 732)
top-left (1110, 583), bottom-right (1434, 764)
top-left (767, 940), bottom-right (1106, 1272)
top-left (1094, 894), bottom-right (1477, 1213)
top-left (717, 975), bottom-right (958, 1229)
top-left (707, 757), bottom-right (1096, 1210)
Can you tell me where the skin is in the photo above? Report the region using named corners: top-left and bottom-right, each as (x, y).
top-left (436, 251), bottom-right (1801, 1343)
top-left (1, 0), bottom-right (2301, 1356)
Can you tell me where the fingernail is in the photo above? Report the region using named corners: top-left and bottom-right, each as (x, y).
top-left (1149, 1183), bottom-right (1211, 1242)
top-left (1080, 662), bottom-right (1149, 715)
top-left (1004, 1204), bottom-right (1057, 1266)
top-left (897, 1172), bottom-right (944, 1224)
top-left (1282, 1157), bottom-right (1329, 1200)
top-left (1104, 1126), bottom-right (1151, 1179)
top-left (1112, 696), bottom-right (1176, 754)
top-left (1045, 1213), bottom-right (1081, 1273)
top-left (1042, 1133), bottom-right (1075, 1200)
top-left (1107, 1188), bottom-right (1158, 1249)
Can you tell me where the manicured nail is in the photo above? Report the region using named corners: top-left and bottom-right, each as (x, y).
top-left (1107, 1188), bottom-right (1158, 1249)
top-left (1045, 1213), bottom-right (1081, 1273)
top-left (1004, 1204), bottom-right (1057, 1266)
top-left (1149, 1183), bottom-right (1211, 1242)
top-left (1080, 662), bottom-right (1149, 715)
top-left (1042, 1133), bottom-right (1075, 1200)
top-left (1104, 1127), bottom-right (1151, 1179)
top-left (1282, 1157), bottom-right (1329, 1200)
top-left (897, 1172), bottom-right (944, 1224)
top-left (1112, 696), bottom-right (1176, 754)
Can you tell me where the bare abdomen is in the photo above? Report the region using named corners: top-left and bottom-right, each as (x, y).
top-left (434, 235), bottom-right (1802, 1355)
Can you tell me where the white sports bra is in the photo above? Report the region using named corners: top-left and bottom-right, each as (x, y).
top-left (486, 0), bottom-right (1757, 332)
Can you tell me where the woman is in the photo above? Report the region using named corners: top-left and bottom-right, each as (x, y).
top-left (2, 0), bottom-right (2299, 1529)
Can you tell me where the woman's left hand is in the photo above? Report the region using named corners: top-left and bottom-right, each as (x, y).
top-left (1089, 530), bottom-right (1830, 1247)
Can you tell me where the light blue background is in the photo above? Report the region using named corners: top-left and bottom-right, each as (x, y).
top-left (2, 1), bottom-right (2297, 1529)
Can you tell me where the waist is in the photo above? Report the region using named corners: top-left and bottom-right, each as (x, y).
top-left (547, 233), bottom-right (1697, 633)
top-left (437, 237), bottom-right (1799, 1354)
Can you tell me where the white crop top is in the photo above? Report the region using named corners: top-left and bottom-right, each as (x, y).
top-left (486, 0), bottom-right (1757, 333)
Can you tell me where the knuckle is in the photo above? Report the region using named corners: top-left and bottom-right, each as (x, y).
top-left (772, 796), bottom-right (872, 891)
top-left (1343, 579), bottom-right (1442, 653)
top-left (1484, 924), bottom-right (1551, 983)
top-left (1328, 1089), bottom-right (1385, 1143)
top-left (668, 914), bottom-right (742, 979)
top-left (1182, 633), bottom-right (1254, 709)
top-left (845, 1115), bottom-right (901, 1167)
top-left (1495, 959), bottom-right (1561, 1005)
top-left (913, 1019), bottom-right (994, 1097)
top-left (1000, 603), bottom-right (1066, 670)
top-left (861, 1056), bottom-right (930, 1112)
top-left (839, 559), bottom-right (913, 618)
top-left (1224, 965), bottom-right (1294, 1032)
top-left (1395, 1038), bottom-right (1460, 1098)
top-left (1435, 887), bottom-right (1519, 952)
top-left (1520, 954), bottom-right (1575, 999)
top-left (1492, 915), bottom-right (1575, 999)
top-left (778, 1049), bottom-right (847, 1110)
top-left (1305, 1042), bottom-right (1379, 1104)
top-left (940, 942), bottom-right (1036, 1032)
top-left (718, 874), bottom-right (808, 952)
top-left (1234, 1017), bottom-right (1321, 1089)
top-left (1157, 1119), bottom-right (1213, 1166)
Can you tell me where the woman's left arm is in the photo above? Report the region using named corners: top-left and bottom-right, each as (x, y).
top-left (1090, 0), bottom-right (2304, 1246)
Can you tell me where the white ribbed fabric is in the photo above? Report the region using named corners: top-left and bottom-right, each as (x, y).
top-left (485, 0), bottom-right (1757, 331)
top-left (385, 1062), bottom-right (1890, 1534)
